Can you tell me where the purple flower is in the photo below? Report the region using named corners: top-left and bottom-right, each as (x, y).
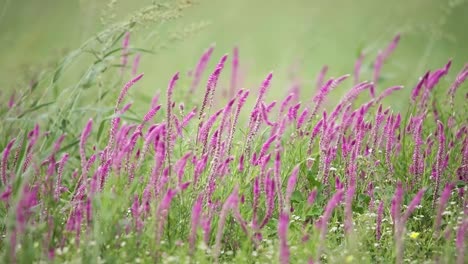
top-left (121, 31), bottom-right (130, 72)
top-left (132, 53), bottom-right (141, 76)
top-left (376, 85), bottom-right (403, 103)
top-left (354, 52), bottom-right (365, 84)
top-left (213, 186), bottom-right (239, 260)
top-left (189, 45), bottom-right (215, 95)
top-left (284, 165), bottom-right (299, 212)
top-left (432, 121), bottom-right (446, 208)
top-left (296, 107), bottom-right (309, 131)
top-left (189, 195), bottom-right (203, 254)
top-left (390, 182), bottom-right (404, 226)
top-left (155, 188), bottom-right (178, 246)
top-left (166, 72), bottom-right (180, 171)
top-left (307, 188), bottom-right (318, 206)
top-left (318, 189), bottom-right (344, 256)
top-left (115, 73), bottom-right (144, 113)
top-left (435, 183), bottom-right (454, 233)
top-left (227, 89), bottom-right (250, 155)
top-left (448, 63), bottom-right (468, 107)
top-left (278, 212), bottom-right (290, 264)
top-left (316, 65), bottom-right (328, 91)
top-left (258, 135), bottom-right (277, 165)
top-left (411, 71), bottom-right (430, 102)
top-left (373, 34), bottom-right (400, 96)
top-left (402, 188), bottom-right (426, 223)
top-left (230, 46), bottom-right (240, 98)
top-left (198, 54), bottom-right (228, 123)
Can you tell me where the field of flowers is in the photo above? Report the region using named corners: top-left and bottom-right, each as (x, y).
top-left (0, 2), bottom-right (467, 264)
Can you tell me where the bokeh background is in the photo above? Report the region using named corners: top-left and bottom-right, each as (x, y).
top-left (1, 0), bottom-right (467, 109)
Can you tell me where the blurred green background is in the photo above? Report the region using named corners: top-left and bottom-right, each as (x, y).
top-left (0, 0), bottom-right (467, 107)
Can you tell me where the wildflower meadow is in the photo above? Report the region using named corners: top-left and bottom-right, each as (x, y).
top-left (0, 1), bottom-right (467, 263)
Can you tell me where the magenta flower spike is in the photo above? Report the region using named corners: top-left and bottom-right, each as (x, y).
top-left (278, 212), bottom-right (291, 264)
top-left (238, 154), bottom-right (245, 172)
top-left (274, 150), bottom-right (284, 210)
top-left (181, 107), bottom-right (197, 129)
top-left (307, 117), bottom-right (324, 155)
top-left (189, 45), bottom-right (215, 95)
top-left (316, 65), bottom-right (328, 91)
top-left (8, 92), bottom-right (15, 108)
top-left (189, 195), bottom-right (203, 255)
top-left (279, 93), bottom-right (294, 116)
top-left (121, 31), bottom-right (130, 72)
top-left (308, 78), bottom-right (333, 123)
top-left (198, 54), bottom-right (228, 122)
top-left (132, 53), bottom-right (141, 76)
top-left (319, 189), bottom-right (344, 256)
top-left (51, 134), bottom-right (66, 157)
top-left (151, 91), bottom-right (160, 109)
top-left (260, 172), bottom-right (276, 228)
top-left (287, 103), bottom-right (301, 122)
top-left (376, 85), bottom-right (403, 103)
top-left (402, 188), bottom-right (426, 223)
top-left (115, 73), bottom-right (144, 113)
top-left (252, 176), bottom-right (260, 229)
top-left (156, 188), bottom-right (178, 246)
top-left (230, 46), bottom-right (240, 98)
top-left (435, 183), bottom-right (454, 233)
top-left (296, 107), bottom-right (309, 131)
top-left (166, 72), bottom-right (180, 171)
top-left (252, 72), bottom-right (274, 113)
top-left (284, 165), bottom-right (299, 212)
top-left (372, 51), bottom-right (384, 97)
top-left (175, 152), bottom-right (192, 185)
top-left (409, 118), bottom-right (424, 180)
top-left (390, 182), bottom-right (404, 227)
top-left (260, 102), bottom-right (275, 126)
top-left (411, 71), bottom-right (430, 102)
top-left (354, 52), bottom-right (365, 85)
top-left (373, 34), bottom-right (400, 96)
top-left (426, 60), bottom-right (452, 90)
top-left (432, 121), bottom-right (446, 208)
top-left (258, 134), bottom-right (277, 164)
top-left (213, 186), bottom-right (239, 260)
top-left (448, 63), bottom-right (468, 107)
top-left (214, 98), bottom-right (236, 163)
top-left (199, 109), bottom-right (223, 146)
top-left (307, 188), bottom-right (317, 206)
